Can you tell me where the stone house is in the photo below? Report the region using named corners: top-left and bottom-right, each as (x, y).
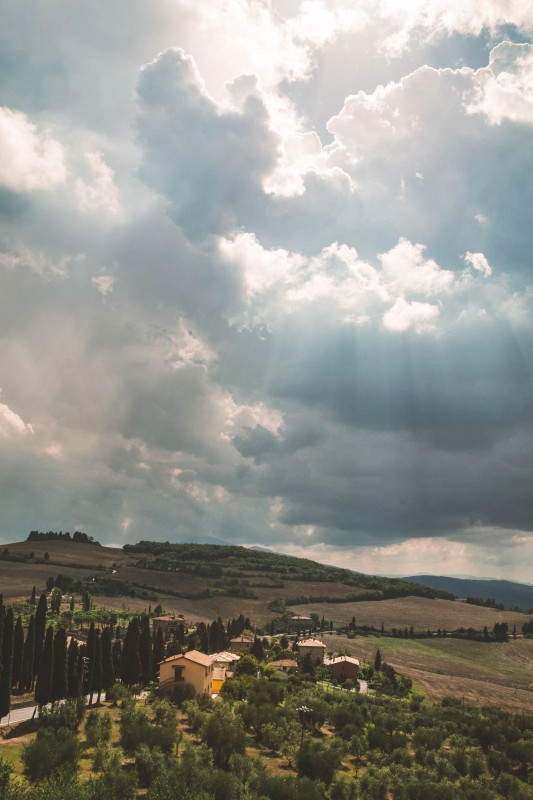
top-left (296, 638), bottom-right (326, 665)
top-left (328, 655), bottom-right (360, 682)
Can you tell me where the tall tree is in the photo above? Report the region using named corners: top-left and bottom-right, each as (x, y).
top-left (50, 587), bottom-right (62, 615)
top-left (151, 628), bottom-right (165, 682)
top-left (67, 638), bottom-right (80, 698)
top-left (138, 616), bottom-right (152, 685)
top-left (120, 617), bottom-right (140, 686)
top-left (374, 648), bottom-right (382, 672)
top-left (33, 593), bottom-right (48, 678)
top-left (93, 631), bottom-right (103, 703)
top-left (0, 609), bottom-right (14, 717)
top-left (35, 625), bottom-right (54, 707)
top-left (30, 586), bottom-right (36, 606)
top-left (82, 591), bottom-right (92, 612)
top-left (19, 615), bottom-right (35, 692)
top-left (85, 623), bottom-right (96, 704)
top-left (11, 616), bottom-right (24, 689)
top-left (101, 627), bottom-right (114, 694)
top-left (51, 628), bottom-right (67, 701)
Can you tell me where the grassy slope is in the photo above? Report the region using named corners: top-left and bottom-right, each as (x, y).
top-left (327, 632), bottom-right (533, 713)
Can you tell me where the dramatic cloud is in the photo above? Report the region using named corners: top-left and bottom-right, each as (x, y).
top-left (0, 107), bottom-right (66, 192)
top-left (1, 0), bottom-right (532, 580)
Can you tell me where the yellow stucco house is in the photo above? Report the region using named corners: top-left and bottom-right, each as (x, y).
top-left (159, 649), bottom-right (241, 696)
top-left (159, 649), bottom-right (214, 696)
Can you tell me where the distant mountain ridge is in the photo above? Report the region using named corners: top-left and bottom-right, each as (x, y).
top-left (403, 575), bottom-right (533, 611)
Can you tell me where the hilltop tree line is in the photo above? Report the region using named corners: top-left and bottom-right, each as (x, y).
top-left (26, 530), bottom-right (99, 545)
top-left (124, 541), bottom-right (456, 602)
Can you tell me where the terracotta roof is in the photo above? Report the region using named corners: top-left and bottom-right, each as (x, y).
top-left (210, 651), bottom-right (240, 663)
top-left (329, 655), bottom-right (360, 666)
top-left (183, 649), bottom-right (213, 666)
top-left (297, 638), bottom-right (326, 648)
top-left (212, 667), bottom-right (226, 681)
top-left (161, 649), bottom-right (213, 667)
top-left (269, 659), bottom-right (298, 668)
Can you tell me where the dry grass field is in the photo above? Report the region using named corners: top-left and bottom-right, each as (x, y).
top-left (326, 632), bottom-right (533, 713)
top-left (0, 540), bottom-right (132, 601)
top-left (294, 595), bottom-right (532, 632)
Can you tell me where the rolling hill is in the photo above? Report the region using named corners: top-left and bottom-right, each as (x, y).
top-left (403, 574), bottom-right (533, 611)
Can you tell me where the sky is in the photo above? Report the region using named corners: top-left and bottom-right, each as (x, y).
top-left (1, 1), bottom-right (533, 581)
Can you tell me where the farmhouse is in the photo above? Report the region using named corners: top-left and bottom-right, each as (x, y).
top-left (159, 649), bottom-right (214, 696)
top-left (152, 615), bottom-right (183, 634)
top-left (296, 638), bottom-right (326, 665)
top-left (327, 655), bottom-right (360, 682)
top-left (159, 649), bottom-right (240, 696)
top-left (288, 614), bottom-right (313, 629)
top-left (229, 634), bottom-right (254, 652)
top-left (269, 658), bottom-right (298, 674)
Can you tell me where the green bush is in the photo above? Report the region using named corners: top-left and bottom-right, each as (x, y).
top-left (22, 727), bottom-right (79, 780)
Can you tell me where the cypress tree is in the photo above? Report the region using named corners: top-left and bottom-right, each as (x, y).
top-left (0, 608), bottom-right (14, 717)
top-left (151, 628), bottom-right (165, 681)
top-left (11, 616), bottom-right (24, 689)
top-left (112, 638), bottom-right (122, 676)
top-left (374, 648), bottom-right (382, 672)
top-left (101, 627), bottom-right (114, 694)
top-left (93, 631), bottom-right (103, 703)
top-left (51, 627), bottom-right (67, 701)
top-left (138, 616), bottom-right (152, 685)
top-left (19, 615), bottom-right (35, 692)
top-left (35, 625), bottom-right (54, 707)
top-left (33, 594), bottom-right (48, 678)
top-left (67, 638), bottom-right (80, 697)
top-left (30, 586), bottom-right (36, 605)
top-left (86, 623), bottom-right (96, 703)
top-left (251, 635), bottom-right (265, 661)
top-left (120, 617), bottom-right (140, 686)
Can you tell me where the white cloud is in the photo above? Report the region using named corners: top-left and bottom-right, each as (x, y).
top-left (466, 42), bottom-right (533, 126)
top-left (218, 231), bottom-right (305, 297)
top-left (383, 296), bottom-right (440, 333)
top-left (91, 275), bottom-right (116, 296)
top-left (379, 238), bottom-right (455, 296)
top-left (0, 107), bottom-right (66, 192)
top-left (0, 402), bottom-right (33, 437)
top-left (464, 251), bottom-right (492, 276)
top-left (378, 1), bottom-right (533, 56)
top-left (75, 151), bottom-right (120, 215)
top-left (0, 241), bottom-right (79, 278)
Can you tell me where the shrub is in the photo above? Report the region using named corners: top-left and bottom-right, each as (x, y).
top-left (297, 737), bottom-right (345, 786)
top-left (168, 681), bottom-right (195, 707)
top-left (135, 744), bottom-right (169, 788)
top-left (22, 727), bottom-right (79, 780)
top-left (85, 709), bottom-right (113, 746)
top-left (39, 698), bottom-right (85, 731)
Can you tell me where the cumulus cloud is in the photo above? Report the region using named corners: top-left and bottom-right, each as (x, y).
top-left (0, 107), bottom-right (66, 192)
top-left (382, 297), bottom-right (440, 332)
top-left (1, 3), bottom-right (533, 580)
top-left (76, 151), bottom-right (120, 215)
top-left (466, 42), bottom-right (533, 125)
top-left (464, 251), bottom-right (492, 276)
top-left (136, 48), bottom-right (278, 239)
top-left (0, 402), bottom-right (33, 437)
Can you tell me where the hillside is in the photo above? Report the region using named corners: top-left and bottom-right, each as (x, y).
top-left (403, 574), bottom-right (533, 611)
